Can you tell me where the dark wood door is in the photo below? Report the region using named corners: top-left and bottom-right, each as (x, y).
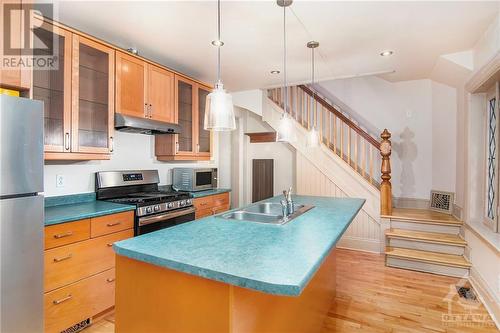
top-left (252, 159), bottom-right (274, 203)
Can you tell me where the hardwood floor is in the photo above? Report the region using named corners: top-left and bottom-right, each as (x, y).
top-left (85, 249), bottom-right (498, 333)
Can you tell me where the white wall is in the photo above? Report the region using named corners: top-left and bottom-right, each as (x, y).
top-left (473, 13), bottom-right (500, 70)
top-left (317, 76), bottom-right (457, 200)
top-left (44, 131), bottom-right (219, 197)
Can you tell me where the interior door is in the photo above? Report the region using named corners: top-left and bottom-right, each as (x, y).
top-left (252, 159), bottom-right (274, 203)
top-left (175, 75), bottom-right (196, 155)
top-left (71, 35), bottom-right (114, 154)
top-left (197, 85), bottom-right (212, 157)
top-left (115, 51), bottom-right (146, 118)
top-left (148, 64), bottom-right (175, 123)
top-left (32, 18), bottom-right (72, 152)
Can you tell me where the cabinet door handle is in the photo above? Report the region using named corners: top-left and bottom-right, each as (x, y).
top-left (149, 104), bottom-right (153, 118)
top-left (106, 222), bottom-right (121, 227)
top-left (109, 136), bottom-right (114, 152)
top-left (53, 294), bottom-right (72, 305)
top-left (53, 253), bottom-right (72, 263)
top-left (197, 143), bottom-right (200, 153)
top-left (64, 133), bottom-right (70, 150)
top-left (144, 103), bottom-right (148, 118)
top-left (106, 278), bottom-right (115, 283)
top-left (107, 243), bottom-right (113, 247)
top-left (53, 231), bottom-right (73, 239)
top-left (175, 142), bottom-right (179, 153)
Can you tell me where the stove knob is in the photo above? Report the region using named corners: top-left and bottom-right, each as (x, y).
top-left (186, 199), bottom-right (192, 205)
top-left (146, 207), bottom-right (153, 214)
top-left (154, 205), bottom-right (160, 212)
top-left (179, 200), bottom-right (186, 207)
top-left (167, 202), bottom-right (174, 209)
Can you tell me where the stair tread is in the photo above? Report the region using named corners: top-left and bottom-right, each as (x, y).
top-left (382, 208), bottom-right (462, 225)
top-left (385, 228), bottom-right (466, 245)
top-left (385, 247), bottom-right (471, 268)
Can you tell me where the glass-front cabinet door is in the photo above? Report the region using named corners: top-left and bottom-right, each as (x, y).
top-left (32, 19), bottom-right (72, 152)
top-left (175, 75), bottom-right (195, 155)
top-left (71, 35), bottom-right (114, 154)
top-left (197, 85), bottom-right (212, 157)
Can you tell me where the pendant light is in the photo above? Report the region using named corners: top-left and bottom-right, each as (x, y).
top-left (204, 0), bottom-right (236, 131)
top-left (276, 0), bottom-right (296, 143)
top-left (306, 41), bottom-right (320, 148)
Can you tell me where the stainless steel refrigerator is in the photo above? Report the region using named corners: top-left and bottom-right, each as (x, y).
top-left (0, 94), bottom-right (44, 332)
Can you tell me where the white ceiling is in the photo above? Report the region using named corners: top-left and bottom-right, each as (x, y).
top-left (49, 1), bottom-right (498, 91)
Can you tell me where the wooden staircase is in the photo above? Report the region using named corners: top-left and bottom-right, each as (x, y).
top-left (383, 208), bottom-right (471, 277)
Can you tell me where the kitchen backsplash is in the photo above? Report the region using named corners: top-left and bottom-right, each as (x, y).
top-left (43, 131), bottom-right (218, 197)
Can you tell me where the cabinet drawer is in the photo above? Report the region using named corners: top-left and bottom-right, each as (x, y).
top-left (44, 268), bottom-right (115, 333)
top-left (91, 211), bottom-right (134, 238)
top-left (45, 219), bottom-right (90, 250)
top-left (193, 196), bottom-right (214, 211)
top-left (213, 204), bottom-right (230, 215)
top-left (44, 229), bottom-right (132, 292)
top-left (212, 193), bottom-right (230, 207)
top-left (195, 208), bottom-right (214, 220)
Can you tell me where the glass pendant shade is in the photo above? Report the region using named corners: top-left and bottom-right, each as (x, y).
top-left (276, 113), bottom-right (296, 142)
top-left (204, 82), bottom-right (236, 131)
top-left (307, 126), bottom-right (320, 148)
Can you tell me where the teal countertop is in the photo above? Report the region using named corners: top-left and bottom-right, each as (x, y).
top-left (45, 193), bottom-right (135, 226)
top-left (113, 195), bottom-right (364, 296)
top-left (190, 188), bottom-right (231, 198)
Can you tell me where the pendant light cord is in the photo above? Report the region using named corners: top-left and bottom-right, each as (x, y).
top-left (217, 0), bottom-right (221, 84)
top-left (312, 46), bottom-right (315, 127)
top-left (283, 4), bottom-right (288, 115)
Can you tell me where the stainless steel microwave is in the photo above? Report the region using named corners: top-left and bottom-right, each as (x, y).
top-left (172, 168), bottom-right (218, 192)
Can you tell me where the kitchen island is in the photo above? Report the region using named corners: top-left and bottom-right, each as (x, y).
top-left (113, 195), bottom-right (365, 333)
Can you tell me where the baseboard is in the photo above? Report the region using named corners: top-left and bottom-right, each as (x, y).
top-left (393, 197), bottom-right (429, 210)
top-left (336, 236), bottom-right (381, 253)
top-left (469, 267), bottom-right (500, 330)
top-left (452, 204), bottom-right (463, 220)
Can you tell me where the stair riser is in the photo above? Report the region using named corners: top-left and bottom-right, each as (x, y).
top-left (386, 257), bottom-right (469, 278)
top-left (387, 238), bottom-right (465, 255)
top-left (391, 219), bottom-right (461, 235)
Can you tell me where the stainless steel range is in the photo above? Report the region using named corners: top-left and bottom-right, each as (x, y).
top-left (95, 170), bottom-right (195, 235)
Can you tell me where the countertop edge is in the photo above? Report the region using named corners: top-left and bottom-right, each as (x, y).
top-left (44, 205), bottom-right (135, 226)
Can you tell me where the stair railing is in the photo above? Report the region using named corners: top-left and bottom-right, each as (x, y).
top-left (268, 85), bottom-right (392, 214)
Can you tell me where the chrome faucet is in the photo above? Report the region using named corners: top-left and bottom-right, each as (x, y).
top-left (281, 187), bottom-right (294, 217)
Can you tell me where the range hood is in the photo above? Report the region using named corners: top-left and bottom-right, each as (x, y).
top-left (114, 114), bottom-right (181, 135)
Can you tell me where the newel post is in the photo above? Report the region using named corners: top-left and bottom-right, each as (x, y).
top-left (380, 129), bottom-right (392, 215)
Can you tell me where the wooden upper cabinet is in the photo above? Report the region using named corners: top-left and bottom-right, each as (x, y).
top-left (32, 18), bottom-right (72, 154)
top-left (148, 65), bottom-right (175, 123)
top-left (32, 18), bottom-right (114, 160)
top-left (115, 51), bottom-right (147, 118)
top-left (0, 0), bottom-right (30, 90)
top-left (71, 35), bottom-right (114, 154)
top-left (155, 75), bottom-right (212, 161)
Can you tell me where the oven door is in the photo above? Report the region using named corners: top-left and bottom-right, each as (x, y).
top-left (193, 169), bottom-right (217, 191)
top-left (136, 207), bottom-right (195, 235)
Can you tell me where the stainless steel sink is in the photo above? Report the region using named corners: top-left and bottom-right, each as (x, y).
top-left (219, 203), bottom-right (314, 225)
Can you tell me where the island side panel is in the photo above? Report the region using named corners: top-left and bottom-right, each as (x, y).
top-left (230, 249), bottom-right (337, 333)
top-left (114, 255), bottom-right (231, 333)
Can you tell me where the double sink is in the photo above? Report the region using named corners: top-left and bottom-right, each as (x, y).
top-left (219, 202), bottom-right (314, 225)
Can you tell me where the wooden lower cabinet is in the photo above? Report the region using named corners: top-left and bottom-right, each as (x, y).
top-left (44, 211), bottom-right (134, 332)
top-left (44, 268), bottom-right (115, 333)
top-left (194, 192), bottom-right (230, 219)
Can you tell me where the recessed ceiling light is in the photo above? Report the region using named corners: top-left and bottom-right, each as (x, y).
top-left (380, 50), bottom-right (394, 57)
top-left (271, 70), bottom-right (281, 74)
top-left (211, 40), bottom-right (224, 47)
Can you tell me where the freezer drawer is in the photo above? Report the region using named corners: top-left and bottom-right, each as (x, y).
top-left (0, 95), bottom-right (43, 196)
top-left (1, 195), bottom-right (44, 332)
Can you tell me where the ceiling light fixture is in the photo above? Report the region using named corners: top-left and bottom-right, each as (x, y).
top-left (276, 0), bottom-right (296, 143)
top-left (204, 0), bottom-right (236, 131)
top-left (380, 50), bottom-right (394, 57)
top-left (306, 41), bottom-right (320, 148)
top-left (270, 70), bottom-right (281, 74)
